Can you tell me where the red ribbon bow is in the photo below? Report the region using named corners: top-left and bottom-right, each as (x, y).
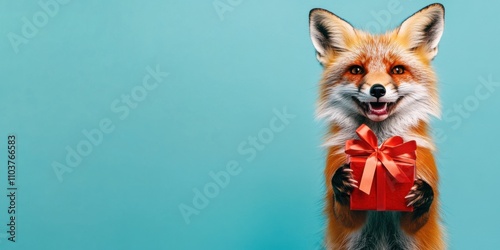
top-left (345, 124), bottom-right (417, 195)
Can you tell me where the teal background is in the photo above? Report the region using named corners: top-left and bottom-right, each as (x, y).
top-left (0, 0), bottom-right (498, 249)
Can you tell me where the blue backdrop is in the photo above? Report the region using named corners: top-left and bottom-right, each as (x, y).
top-left (0, 0), bottom-right (498, 249)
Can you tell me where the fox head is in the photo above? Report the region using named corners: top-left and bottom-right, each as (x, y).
top-left (309, 4), bottom-right (445, 135)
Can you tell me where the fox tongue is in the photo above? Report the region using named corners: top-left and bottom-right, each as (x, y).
top-left (368, 102), bottom-right (388, 115)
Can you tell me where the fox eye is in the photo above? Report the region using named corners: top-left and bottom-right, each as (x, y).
top-left (391, 65), bottom-right (405, 74)
top-left (349, 65), bottom-right (364, 75)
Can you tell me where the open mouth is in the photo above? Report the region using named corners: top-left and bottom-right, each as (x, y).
top-left (352, 97), bottom-right (402, 122)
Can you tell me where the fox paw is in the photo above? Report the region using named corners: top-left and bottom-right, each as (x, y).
top-left (405, 179), bottom-right (434, 217)
top-left (331, 164), bottom-right (358, 205)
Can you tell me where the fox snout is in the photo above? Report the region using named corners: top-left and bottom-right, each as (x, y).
top-left (358, 71), bottom-right (398, 102)
top-left (348, 71), bottom-right (401, 122)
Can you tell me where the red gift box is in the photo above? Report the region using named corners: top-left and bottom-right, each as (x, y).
top-left (345, 124), bottom-right (417, 211)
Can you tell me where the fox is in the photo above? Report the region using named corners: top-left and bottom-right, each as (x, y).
top-left (308, 3), bottom-right (446, 250)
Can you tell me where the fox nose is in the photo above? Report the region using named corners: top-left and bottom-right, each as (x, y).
top-left (370, 84), bottom-right (386, 99)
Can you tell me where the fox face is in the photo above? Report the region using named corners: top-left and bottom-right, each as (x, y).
top-left (309, 4), bottom-right (444, 139)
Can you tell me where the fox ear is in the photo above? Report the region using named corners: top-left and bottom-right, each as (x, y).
top-left (397, 3), bottom-right (445, 59)
top-left (309, 8), bottom-right (356, 65)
